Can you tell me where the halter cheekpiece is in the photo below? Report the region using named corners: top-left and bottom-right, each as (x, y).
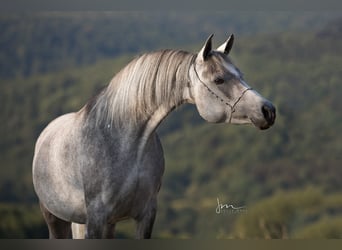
top-left (189, 57), bottom-right (253, 123)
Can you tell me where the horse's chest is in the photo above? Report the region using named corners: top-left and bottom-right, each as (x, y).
top-left (84, 132), bottom-right (165, 220)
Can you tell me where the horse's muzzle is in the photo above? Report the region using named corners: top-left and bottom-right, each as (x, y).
top-left (260, 102), bottom-right (276, 130)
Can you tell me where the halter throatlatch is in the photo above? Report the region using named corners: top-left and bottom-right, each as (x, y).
top-left (191, 61), bottom-right (253, 123)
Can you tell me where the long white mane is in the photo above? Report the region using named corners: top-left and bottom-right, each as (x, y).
top-left (86, 50), bottom-right (195, 127)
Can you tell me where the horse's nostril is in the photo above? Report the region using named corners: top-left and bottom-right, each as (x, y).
top-left (262, 102), bottom-right (276, 125)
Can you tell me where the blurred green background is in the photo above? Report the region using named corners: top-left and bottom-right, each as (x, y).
top-left (0, 11), bottom-right (341, 238)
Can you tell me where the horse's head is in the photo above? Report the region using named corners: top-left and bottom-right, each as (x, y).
top-left (187, 34), bottom-right (276, 130)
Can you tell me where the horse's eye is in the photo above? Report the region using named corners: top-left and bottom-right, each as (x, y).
top-left (214, 77), bottom-right (225, 85)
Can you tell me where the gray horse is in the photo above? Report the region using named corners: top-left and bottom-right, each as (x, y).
top-left (32, 34), bottom-right (275, 239)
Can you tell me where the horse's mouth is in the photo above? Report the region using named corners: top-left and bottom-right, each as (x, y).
top-left (259, 123), bottom-right (272, 130)
top-left (250, 117), bottom-right (274, 130)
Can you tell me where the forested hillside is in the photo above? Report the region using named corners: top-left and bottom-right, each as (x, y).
top-left (1, 12), bottom-right (339, 78)
top-left (0, 12), bottom-right (341, 238)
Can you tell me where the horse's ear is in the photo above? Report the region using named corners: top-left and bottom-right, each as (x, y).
top-left (217, 34), bottom-right (234, 55)
top-left (199, 34), bottom-right (214, 61)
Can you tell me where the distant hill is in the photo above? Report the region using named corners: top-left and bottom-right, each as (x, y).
top-left (0, 13), bottom-right (341, 238)
top-left (0, 12), bottom-right (339, 78)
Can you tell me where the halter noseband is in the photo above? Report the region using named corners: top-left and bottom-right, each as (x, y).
top-left (190, 58), bottom-right (253, 123)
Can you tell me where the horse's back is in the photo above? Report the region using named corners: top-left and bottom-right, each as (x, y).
top-left (33, 112), bottom-right (87, 223)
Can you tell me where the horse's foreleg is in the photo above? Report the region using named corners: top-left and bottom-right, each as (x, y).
top-left (85, 215), bottom-right (107, 238)
top-left (85, 202), bottom-right (117, 239)
top-left (83, 201), bottom-right (105, 238)
top-left (71, 223), bottom-right (86, 239)
top-left (74, 222), bottom-right (115, 239)
top-left (135, 198), bottom-right (157, 239)
top-left (104, 223), bottom-right (116, 238)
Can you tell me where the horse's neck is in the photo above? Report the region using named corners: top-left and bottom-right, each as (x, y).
top-left (83, 50), bottom-right (194, 157)
top-left (135, 104), bottom-right (176, 159)
top-left (83, 90), bottom-right (184, 160)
